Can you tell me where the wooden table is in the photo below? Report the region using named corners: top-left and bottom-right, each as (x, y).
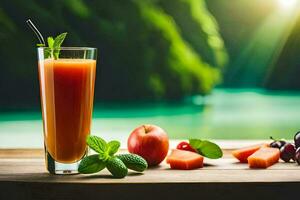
top-left (0, 148), bottom-right (299, 200)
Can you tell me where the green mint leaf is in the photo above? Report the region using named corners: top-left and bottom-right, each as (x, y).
top-left (78, 154), bottom-right (106, 174)
top-left (52, 32), bottom-right (67, 59)
top-left (46, 37), bottom-right (55, 59)
top-left (86, 135), bottom-right (107, 154)
top-left (98, 141), bottom-right (120, 161)
top-left (44, 48), bottom-right (52, 59)
top-left (53, 32), bottom-right (67, 48)
top-left (53, 50), bottom-right (59, 59)
top-left (98, 152), bottom-right (110, 161)
top-left (189, 139), bottom-right (223, 159)
top-left (44, 51), bottom-right (51, 59)
top-left (47, 37), bottom-right (54, 48)
top-left (189, 139), bottom-right (202, 149)
top-left (197, 140), bottom-right (223, 159)
top-left (36, 43), bottom-right (45, 47)
top-left (107, 140), bottom-right (120, 156)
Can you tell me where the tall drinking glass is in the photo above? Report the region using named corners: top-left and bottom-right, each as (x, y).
top-left (37, 47), bottom-right (97, 174)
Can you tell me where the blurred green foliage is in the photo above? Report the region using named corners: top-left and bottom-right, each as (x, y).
top-left (0, 0), bottom-right (227, 109)
top-left (265, 13), bottom-right (300, 90)
top-left (207, 0), bottom-right (300, 89)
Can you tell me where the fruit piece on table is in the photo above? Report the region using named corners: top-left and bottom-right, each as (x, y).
top-left (295, 147), bottom-right (300, 165)
top-left (106, 157), bottom-right (128, 178)
top-left (270, 137), bottom-right (286, 149)
top-left (232, 144), bottom-right (267, 163)
top-left (127, 124), bottom-right (169, 166)
top-left (247, 147), bottom-right (280, 168)
top-left (280, 143), bottom-right (296, 162)
top-left (294, 131), bottom-right (300, 148)
top-left (166, 149), bottom-right (204, 170)
top-left (176, 141), bottom-right (197, 152)
top-left (116, 154), bottom-right (148, 172)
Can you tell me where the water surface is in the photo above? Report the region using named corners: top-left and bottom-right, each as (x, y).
top-left (0, 89), bottom-right (299, 147)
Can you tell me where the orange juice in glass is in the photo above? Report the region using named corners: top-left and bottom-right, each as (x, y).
top-left (38, 47), bottom-right (97, 174)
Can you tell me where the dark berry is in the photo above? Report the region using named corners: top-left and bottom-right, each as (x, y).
top-left (280, 143), bottom-right (296, 162)
top-left (176, 141), bottom-right (197, 153)
top-left (269, 136), bottom-right (286, 149)
top-left (294, 131), bottom-right (300, 148)
top-left (270, 140), bottom-right (286, 149)
top-left (295, 148), bottom-right (300, 165)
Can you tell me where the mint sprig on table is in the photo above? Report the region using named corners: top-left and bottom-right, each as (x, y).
top-left (79, 135), bottom-right (148, 178)
top-left (37, 32), bottom-right (67, 59)
top-left (86, 136), bottom-right (120, 161)
top-left (189, 139), bottom-right (223, 159)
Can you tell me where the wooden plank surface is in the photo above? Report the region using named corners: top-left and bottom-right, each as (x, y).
top-left (0, 148), bottom-right (299, 200)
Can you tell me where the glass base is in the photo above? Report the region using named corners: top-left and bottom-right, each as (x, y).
top-left (52, 161), bottom-right (80, 175)
top-left (45, 148), bottom-right (84, 175)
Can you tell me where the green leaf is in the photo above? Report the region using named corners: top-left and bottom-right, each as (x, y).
top-left (107, 140), bottom-right (120, 156)
top-left (189, 138), bottom-right (202, 149)
top-left (189, 139), bottom-right (223, 159)
top-left (36, 43), bottom-right (45, 47)
top-left (47, 37), bottom-right (54, 48)
top-left (98, 152), bottom-right (110, 162)
top-left (53, 32), bottom-right (67, 48)
top-left (86, 135), bottom-right (107, 154)
top-left (78, 154), bottom-right (106, 174)
top-left (44, 48), bottom-right (52, 59)
top-left (52, 32), bottom-right (67, 59)
top-left (197, 140), bottom-right (223, 159)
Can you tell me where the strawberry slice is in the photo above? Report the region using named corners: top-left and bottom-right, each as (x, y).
top-left (176, 141), bottom-right (197, 153)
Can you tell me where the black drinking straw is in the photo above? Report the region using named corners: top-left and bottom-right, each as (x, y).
top-left (26, 19), bottom-right (45, 46)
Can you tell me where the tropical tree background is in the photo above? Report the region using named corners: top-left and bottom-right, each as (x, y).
top-left (0, 0), bottom-right (227, 110)
top-left (0, 0), bottom-right (300, 110)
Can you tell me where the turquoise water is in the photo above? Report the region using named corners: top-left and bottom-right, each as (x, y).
top-left (0, 89), bottom-right (300, 147)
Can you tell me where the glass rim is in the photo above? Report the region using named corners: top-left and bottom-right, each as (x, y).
top-left (37, 47), bottom-right (97, 51)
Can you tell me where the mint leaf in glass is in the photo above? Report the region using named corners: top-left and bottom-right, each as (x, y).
top-left (41, 33), bottom-right (67, 59)
top-left (47, 37), bottom-right (54, 48)
top-left (53, 32), bottom-right (67, 59)
top-left (53, 32), bottom-right (67, 48)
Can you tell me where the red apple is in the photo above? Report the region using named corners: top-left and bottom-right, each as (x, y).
top-left (127, 124), bottom-right (169, 166)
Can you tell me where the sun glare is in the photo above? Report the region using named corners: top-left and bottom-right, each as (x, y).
top-left (278, 0), bottom-right (298, 10)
